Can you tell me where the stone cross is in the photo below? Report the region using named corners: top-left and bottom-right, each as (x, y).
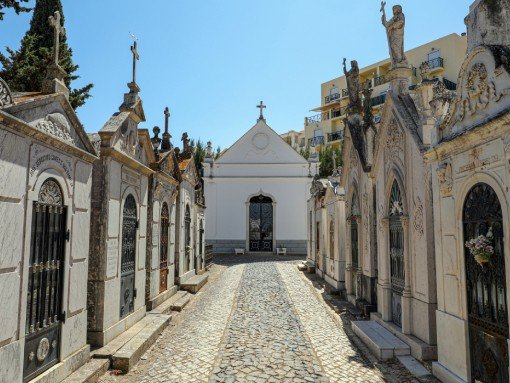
top-left (48, 11), bottom-right (65, 66)
top-left (164, 107), bottom-right (170, 135)
top-left (257, 101), bottom-right (266, 120)
top-left (131, 40), bottom-right (140, 84)
top-left (161, 106), bottom-right (172, 152)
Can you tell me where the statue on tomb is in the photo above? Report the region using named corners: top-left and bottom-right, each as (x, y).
top-left (343, 58), bottom-right (362, 115)
top-left (381, 2), bottom-right (408, 69)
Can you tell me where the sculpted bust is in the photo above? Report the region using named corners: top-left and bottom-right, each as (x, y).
top-left (381, 2), bottom-right (408, 68)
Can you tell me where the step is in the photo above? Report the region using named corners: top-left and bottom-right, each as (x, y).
top-left (92, 316), bottom-right (154, 359)
top-left (397, 355), bottom-right (431, 377)
top-left (111, 313), bottom-right (171, 373)
top-left (61, 358), bottom-right (109, 383)
top-left (351, 320), bottom-right (410, 361)
top-left (171, 293), bottom-right (191, 311)
top-left (297, 263), bottom-right (308, 271)
top-left (147, 285), bottom-right (179, 311)
top-left (180, 274), bottom-right (208, 294)
top-left (151, 290), bottom-right (189, 314)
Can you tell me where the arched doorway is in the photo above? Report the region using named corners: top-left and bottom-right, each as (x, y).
top-left (184, 205), bottom-right (191, 272)
top-left (463, 183), bottom-right (508, 382)
top-left (24, 178), bottom-right (67, 381)
top-left (350, 192), bottom-right (360, 297)
top-left (389, 180), bottom-right (404, 327)
top-left (249, 195), bottom-right (273, 252)
top-left (120, 194), bottom-right (137, 319)
top-left (159, 203), bottom-right (170, 293)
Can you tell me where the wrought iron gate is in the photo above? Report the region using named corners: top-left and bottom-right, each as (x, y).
top-left (249, 195), bottom-right (273, 252)
top-left (351, 217), bottom-right (359, 295)
top-left (159, 203), bottom-right (169, 294)
top-left (389, 181), bottom-right (404, 327)
top-left (464, 183), bottom-right (508, 383)
top-left (120, 195), bottom-right (137, 319)
top-left (24, 179), bottom-right (67, 382)
top-left (198, 220), bottom-right (204, 270)
top-left (184, 205), bottom-right (191, 272)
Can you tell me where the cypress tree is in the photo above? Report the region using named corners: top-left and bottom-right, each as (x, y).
top-left (0, 0), bottom-right (93, 109)
top-left (0, 0), bottom-right (31, 20)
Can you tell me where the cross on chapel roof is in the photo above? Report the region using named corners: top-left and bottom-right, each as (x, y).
top-left (257, 101), bottom-right (266, 122)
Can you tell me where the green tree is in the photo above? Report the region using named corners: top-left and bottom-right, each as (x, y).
top-left (0, 0), bottom-right (31, 20)
top-left (0, 0), bottom-right (93, 109)
top-left (319, 146), bottom-right (342, 177)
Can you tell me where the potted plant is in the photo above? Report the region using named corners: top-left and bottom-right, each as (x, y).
top-left (465, 227), bottom-right (494, 266)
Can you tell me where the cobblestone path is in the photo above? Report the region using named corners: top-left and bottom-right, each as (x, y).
top-left (99, 257), bottom-right (436, 383)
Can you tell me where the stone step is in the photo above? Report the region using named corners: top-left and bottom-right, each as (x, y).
top-left (297, 263), bottom-right (308, 271)
top-left (61, 358), bottom-right (109, 383)
top-left (147, 285), bottom-right (179, 311)
top-left (91, 316), bottom-right (154, 359)
top-left (151, 290), bottom-right (190, 314)
top-left (171, 292), bottom-right (191, 312)
top-left (111, 313), bottom-right (171, 373)
top-left (351, 320), bottom-right (410, 361)
top-left (397, 355), bottom-right (431, 377)
top-left (180, 274), bottom-right (208, 294)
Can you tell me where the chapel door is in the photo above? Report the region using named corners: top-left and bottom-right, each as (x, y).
top-left (24, 179), bottom-right (67, 382)
top-left (389, 181), bottom-right (404, 328)
top-left (120, 195), bottom-right (137, 319)
top-left (184, 205), bottom-right (191, 272)
top-left (464, 183), bottom-right (508, 383)
top-left (249, 195), bottom-right (273, 252)
top-left (198, 220), bottom-right (204, 270)
top-left (159, 203), bottom-right (169, 294)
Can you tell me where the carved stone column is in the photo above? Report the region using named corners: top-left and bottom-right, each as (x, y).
top-left (380, 217), bottom-right (392, 322)
top-left (401, 216), bottom-right (413, 335)
top-left (345, 218), bottom-right (353, 296)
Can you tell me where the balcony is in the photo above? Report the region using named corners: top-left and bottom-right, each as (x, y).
top-left (325, 93), bottom-right (341, 104)
top-left (371, 94), bottom-right (387, 107)
top-left (308, 136), bottom-right (325, 147)
top-left (305, 111), bottom-right (329, 125)
top-left (443, 78), bottom-right (457, 91)
top-left (373, 75), bottom-right (388, 87)
top-left (327, 131), bottom-right (344, 142)
top-left (331, 106), bottom-right (347, 119)
top-left (428, 57), bottom-right (444, 70)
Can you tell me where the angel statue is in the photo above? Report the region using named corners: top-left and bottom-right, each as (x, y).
top-left (381, 2), bottom-right (408, 68)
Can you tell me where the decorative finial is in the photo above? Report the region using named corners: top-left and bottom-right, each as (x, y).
top-left (161, 106), bottom-right (172, 152)
top-left (128, 34), bottom-right (140, 93)
top-left (151, 126), bottom-right (161, 160)
top-left (256, 101), bottom-right (266, 121)
top-left (42, 11), bottom-right (68, 97)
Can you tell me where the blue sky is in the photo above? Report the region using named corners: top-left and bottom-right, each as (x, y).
top-left (1, 0), bottom-right (472, 150)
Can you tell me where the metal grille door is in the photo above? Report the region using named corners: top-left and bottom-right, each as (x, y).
top-left (389, 181), bottom-right (404, 328)
top-left (464, 183), bottom-right (508, 383)
top-left (120, 195), bottom-right (137, 319)
top-left (159, 203), bottom-right (169, 293)
top-left (249, 195), bottom-right (273, 252)
top-left (24, 179), bottom-right (66, 382)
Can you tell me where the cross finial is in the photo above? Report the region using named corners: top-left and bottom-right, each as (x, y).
top-left (257, 101), bottom-right (266, 121)
top-left (48, 11), bottom-right (65, 66)
top-left (161, 106), bottom-right (172, 152)
top-left (130, 36), bottom-right (140, 85)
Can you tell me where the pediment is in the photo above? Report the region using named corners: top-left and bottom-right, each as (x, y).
top-left (217, 119), bottom-right (308, 165)
top-left (3, 93), bottom-right (96, 155)
top-left (180, 157), bottom-right (200, 186)
top-left (442, 45), bottom-right (510, 137)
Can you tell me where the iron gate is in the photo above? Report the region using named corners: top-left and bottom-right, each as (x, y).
top-left (249, 195), bottom-right (273, 252)
top-left (389, 180), bottom-right (404, 327)
top-left (464, 183), bottom-right (508, 383)
top-left (120, 195), bottom-right (137, 319)
top-left (351, 217), bottom-right (359, 296)
top-left (184, 205), bottom-right (191, 272)
top-left (159, 203), bottom-right (169, 293)
top-left (24, 179), bottom-right (67, 382)
top-left (198, 220), bottom-right (204, 270)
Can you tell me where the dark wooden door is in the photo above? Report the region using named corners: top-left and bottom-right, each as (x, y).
top-left (249, 195), bottom-right (273, 252)
top-left (120, 195), bottom-right (137, 319)
top-left (24, 179), bottom-right (67, 382)
top-left (464, 183), bottom-right (508, 383)
top-left (159, 203), bottom-right (169, 293)
top-left (184, 205), bottom-right (191, 272)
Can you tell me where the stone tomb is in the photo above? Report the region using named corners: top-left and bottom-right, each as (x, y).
top-left (87, 81), bottom-right (155, 347)
top-left (0, 81), bottom-right (97, 381)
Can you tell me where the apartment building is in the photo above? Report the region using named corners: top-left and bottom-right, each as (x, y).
top-left (281, 129), bottom-right (306, 152)
top-left (304, 33), bottom-right (467, 151)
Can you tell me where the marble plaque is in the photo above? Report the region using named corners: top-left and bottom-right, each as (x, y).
top-left (29, 144), bottom-right (73, 184)
top-left (122, 168), bottom-right (139, 186)
top-left (152, 224), bottom-right (159, 246)
top-left (106, 239), bottom-right (119, 278)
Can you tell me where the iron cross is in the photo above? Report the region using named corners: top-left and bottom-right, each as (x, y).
top-left (130, 40), bottom-right (140, 84)
top-left (257, 101), bottom-right (266, 120)
top-left (48, 11), bottom-right (65, 66)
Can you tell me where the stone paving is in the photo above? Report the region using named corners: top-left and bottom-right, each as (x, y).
top-left (99, 255), bottom-right (439, 383)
